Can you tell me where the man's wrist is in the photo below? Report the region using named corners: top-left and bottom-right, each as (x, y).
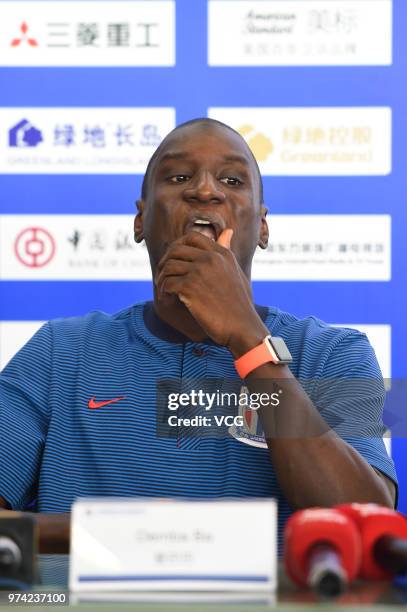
top-left (228, 322), bottom-right (270, 360)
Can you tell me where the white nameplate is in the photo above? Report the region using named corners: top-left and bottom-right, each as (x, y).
top-left (69, 498), bottom-right (277, 592)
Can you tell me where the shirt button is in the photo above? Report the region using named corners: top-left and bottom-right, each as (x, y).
top-left (192, 347), bottom-right (205, 357)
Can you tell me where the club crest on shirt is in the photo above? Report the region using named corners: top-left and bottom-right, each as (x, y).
top-left (228, 385), bottom-right (268, 449)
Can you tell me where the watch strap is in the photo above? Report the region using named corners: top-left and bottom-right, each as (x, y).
top-left (234, 335), bottom-right (292, 379)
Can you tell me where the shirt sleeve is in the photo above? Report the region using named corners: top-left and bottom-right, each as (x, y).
top-left (0, 323), bottom-right (52, 509)
top-left (311, 329), bottom-right (398, 501)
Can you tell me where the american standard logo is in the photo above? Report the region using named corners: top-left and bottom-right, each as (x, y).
top-left (244, 10), bottom-right (297, 35)
top-left (208, 1), bottom-right (392, 66)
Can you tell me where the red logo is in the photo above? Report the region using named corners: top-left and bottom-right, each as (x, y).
top-left (11, 22), bottom-right (39, 47)
top-left (88, 396), bottom-right (125, 409)
top-left (14, 227), bottom-right (56, 268)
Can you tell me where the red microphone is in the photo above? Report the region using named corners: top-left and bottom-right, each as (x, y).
top-left (284, 508), bottom-right (361, 597)
top-left (336, 503), bottom-right (407, 580)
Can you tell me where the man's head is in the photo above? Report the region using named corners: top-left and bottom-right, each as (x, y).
top-left (135, 118), bottom-right (269, 277)
top-left (141, 118), bottom-right (265, 205)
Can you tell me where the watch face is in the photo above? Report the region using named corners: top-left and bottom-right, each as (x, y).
top-left (270, 337), bottom-right (293, 362)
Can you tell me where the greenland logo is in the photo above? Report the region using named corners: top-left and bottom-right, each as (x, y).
top-left (237, 125), bottom-right (274, 162)
top-left (9, 119), bottom-right (43, 148)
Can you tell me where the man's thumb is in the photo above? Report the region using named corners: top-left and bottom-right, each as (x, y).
top-left (217, 228), bottom-right (233, 249)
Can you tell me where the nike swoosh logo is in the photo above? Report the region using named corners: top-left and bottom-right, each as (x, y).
top-left (88, 396), bottom-right (125, 409)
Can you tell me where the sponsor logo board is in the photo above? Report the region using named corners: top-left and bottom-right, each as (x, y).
top-left (209, 107), bottom-right (391, 176)
top-left (0, 214), bottom-right (390, 281)
top-left (332, 324), bottom-right (391, 380)
top-left (252, 215), bottom-right (391, 281)
top-left (0, 321), bottom-right (44, 369)
top-left (208, 0), bottom-right (392, 66)
top-left (0, 1), bottom-right (175, 66)
top-left (0, 108), bottom-right (175, 174)
top-left (0, 215), bottom-right (151, 280)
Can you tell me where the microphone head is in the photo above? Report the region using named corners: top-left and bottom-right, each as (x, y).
top-left (336, 504), bottom-right (407, 579)
top-left (284, 508), bottom-right (361, 588)
top-left (0, 536), bottom-right (22, 570)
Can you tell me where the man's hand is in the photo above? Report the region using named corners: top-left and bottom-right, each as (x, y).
top-left (0, 496), bottom-right (9, 509)
top-left (155, 229), bottom-right (267, 350)
top-left (0, 498), bottom-right (70, 553)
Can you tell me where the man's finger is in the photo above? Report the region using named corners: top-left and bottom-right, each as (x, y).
top-left (158, 232), bottom-right (227, 273)
top-left (157, 245), bottom-right (203, 271)
top-left (155, 260), bottom-right (191, 291)
top-left (217, 229), bottom-right (233, 250)
top-left (183, 230), bottom-right (223, 251)
top-left (158, 276), bottom-right (192, 305)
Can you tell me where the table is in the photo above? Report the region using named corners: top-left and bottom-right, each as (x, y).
top-left (0, 556), bottom-right (406, 610)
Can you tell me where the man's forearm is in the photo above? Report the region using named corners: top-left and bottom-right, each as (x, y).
top-left (229, 330), bottom-right (395, 510)
top-left (256, 366), bottom-right (394, 509)
top-left (269, 429), bottom-right (394, 509)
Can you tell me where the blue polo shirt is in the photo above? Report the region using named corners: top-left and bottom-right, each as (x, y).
top-left (0, 302), bottom-right (397, 546)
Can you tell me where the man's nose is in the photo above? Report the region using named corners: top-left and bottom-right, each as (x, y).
top-left (183, 171), bottom-right (226, 204)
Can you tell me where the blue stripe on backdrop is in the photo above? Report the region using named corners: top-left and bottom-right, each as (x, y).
top-left (0, 0), bottom-right (406, 512)
top-left (0, 280), bottom-right (400, 326)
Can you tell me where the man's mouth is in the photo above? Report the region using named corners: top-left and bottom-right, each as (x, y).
top-left (184, 216), bottom-right (224, 242)
top-left (191, 219), bottom-right (217, 241)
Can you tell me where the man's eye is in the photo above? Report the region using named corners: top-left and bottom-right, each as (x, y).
top-left (169, 175), bottom-right (190, 183)
top-left (220, 177), bottom-right (243, 186)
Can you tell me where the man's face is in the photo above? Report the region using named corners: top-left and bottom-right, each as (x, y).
top-left (135, 123), bottom-right (268, 277)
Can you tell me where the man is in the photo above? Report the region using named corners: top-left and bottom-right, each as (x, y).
top-left (0, 118), bottom-right (397, 553)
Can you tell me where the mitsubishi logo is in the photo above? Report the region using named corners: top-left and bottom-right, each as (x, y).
top-left (10, 22), bottom-right (39, 47)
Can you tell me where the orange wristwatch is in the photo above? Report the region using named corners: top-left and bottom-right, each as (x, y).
top-left (234, 335), bottom-right (293, 379)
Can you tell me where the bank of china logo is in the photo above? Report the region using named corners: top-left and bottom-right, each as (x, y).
top-left (228, 385), bottom-right (267, 449)
top-left (237, 125), bottom-right (273, 162)
top-left (14, 227), bottom-right (56, 268)
top-left (9, 119), bottom-right (43, 148)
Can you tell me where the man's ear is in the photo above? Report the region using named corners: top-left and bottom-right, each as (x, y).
top-left (258, 205), bottom-right (269, 250)
top-left (134, 199), bottom-right (145, 243)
